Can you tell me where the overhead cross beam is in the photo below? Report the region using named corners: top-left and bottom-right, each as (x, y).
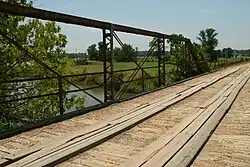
top-left (0, 2), bottom-right (188, 41)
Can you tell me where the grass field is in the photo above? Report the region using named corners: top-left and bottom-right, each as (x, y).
top-left (70, 57), bottom-right (249, 95)
top-left (73, 60), bottom-right (176, 76)
top-left (71, 57), bottom-right (248, 85)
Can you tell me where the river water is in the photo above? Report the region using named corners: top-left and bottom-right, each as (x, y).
top-left (66, 85), bottom-right (134, 113)
top-left (66, 85), bottom-right (105, 112)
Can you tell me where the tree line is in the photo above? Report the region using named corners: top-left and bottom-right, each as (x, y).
top-left (84, 28), bottom-right (250, 63)
top-left (87, 42), bottom-right (139, 62)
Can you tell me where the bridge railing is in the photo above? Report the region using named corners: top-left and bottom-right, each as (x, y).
top-left (1, 57), bottom-right (246, 113)
top-left (0, 1), bottom-right (249, 135)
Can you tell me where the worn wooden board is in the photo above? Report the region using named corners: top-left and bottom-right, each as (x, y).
top-left (119, 108), bottom-right (208, 167)
top-left (2, 86), bottom-right (202, 163)
top-left (200, 69), bottom-right (249, 109)
top-left (6, 94), bottom-right (183, 167)
top-left (122, 69), bottom-right (249, 167)
top-left (142, 71), bottom-right (248, 167)
top-left (22, 69), bottom-right (241, 167)
top-left (142, 97), bottom-right (227, 167)
top-left (120, 71), bottom-right (242, 167)
top-left (2, 103), bottom-right (150, 161)
top-left (3, 91), bottom-right (184, 167)
top-left (4, 68), bottom-right (239, 166)
top-left (164, 71), bottom-right (250, 167)
top-left (4, 87), bottom-right (191, 163)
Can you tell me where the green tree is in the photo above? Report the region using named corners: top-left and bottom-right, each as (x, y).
top-left (97, 41), bottom-right (105, 61)
top-left (148, 37), bottom-right (164, 58)
top-left (114, 47), bottom-right (121, 58)
top-left (0, 0), bottom-right (84, 128)
top-left (214, 49), bottom-right (223, 58)
top-left (167, 34), bottom-right (190, 81)
top-left (149, 37), bottom-right (158, 50)
top-left (222, 47), bottom-right (233, 58)
top-left (87, 44), bottom-right (98, 60)
top-left (197, 28), bottom-right (219, 61)
top-left (193, 42), bottom-right (206, 58)
top-left (116, 44), bottom-right (138, 62)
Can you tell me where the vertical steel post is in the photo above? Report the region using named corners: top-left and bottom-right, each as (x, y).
top-left (162, 37), bottom-right (166, 85)
top-left (110, 26), bottom-right (115, 101)
top-left (182, 41), bottom-right (186, 77)
top-left (102, 25), bottom-right (114, 102)
top-left (141, 68), bottom-right (145, 91)
top-left (157, 36), bottom-right (165, 86)
top-left (102, 29), bottom-right (108, 102)
top-left (58, 77), bottom-right (64, 115)
top-left (187, 42), bottom-right (191, 77)
top-left (157, 37), bottom-right (161, 87)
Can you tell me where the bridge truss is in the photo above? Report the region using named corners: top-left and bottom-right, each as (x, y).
top-left (0, 1), bottom-right (218, 137)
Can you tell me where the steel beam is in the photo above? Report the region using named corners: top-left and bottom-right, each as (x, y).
top-left (157, 37), bottom-right (166, 86)
top-left (0, 2), bottom-right (188, 41)
top-left (58, 77), bottom-right (64, 115)
top-left (185, 41), bottom-right (192, 77)
top-left (103, 27), bottom-right (114, 102)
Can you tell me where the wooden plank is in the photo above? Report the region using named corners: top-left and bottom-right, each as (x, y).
top-left (200, 69), bottom-right (249, 109)
top-left (145, 70), bottom-right (250, 166)
top-left (0, 146), bottom-right (12, 166)
top-left (120, 108), bottom-right (208, 167)
top-left (6, 68), bottom-right (239, 163)
top-left (6, 68), bottom-right (240, 167)
top-left (164, 71), bottom-right (250, 167)
top-left (0, 146), bottom-right (12, 155)
top-left (3, 81), bottom-right (207, 164)
top-left (4, 87), bottom-right (193, 163)
top-left (141, 97), bottom-right (228, 167)
top-left (3, 68), bottom-right (236, 165)
top-left (9, 68), bottom-right (238, 167)
top-left (6, 94), bottom-right (182, 167)
top-left (10, 98), bottom-right (181, 167)
top-left (21, 69), bottom-right (239, 167)
top-left (140, 72), bottom-right (249, 167)
top-left (120, 72), bottom-right (241, 167)
top-left (3, 89), bottom-right (186, 166)
top-left (141, 71), bottom-right (248, 166)
top-left (2, 103), bottom-right (150, 160)
top-left (0, 159), bottom-right (9, 166)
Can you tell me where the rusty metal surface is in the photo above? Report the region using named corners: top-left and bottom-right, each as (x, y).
top-left (0, 2), bottom-right (185, 40)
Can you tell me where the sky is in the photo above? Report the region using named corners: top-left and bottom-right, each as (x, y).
top-left (33, 0), bottom-right (250, 52)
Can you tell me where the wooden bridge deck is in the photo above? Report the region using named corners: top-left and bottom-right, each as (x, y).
top-left (192, 76), bottom-right (250, 167)
top-left (0, 62), bottom-right (250, 167)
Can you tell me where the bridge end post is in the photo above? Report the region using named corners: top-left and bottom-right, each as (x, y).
top-left (103, 25), bottom-right (115, 103)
